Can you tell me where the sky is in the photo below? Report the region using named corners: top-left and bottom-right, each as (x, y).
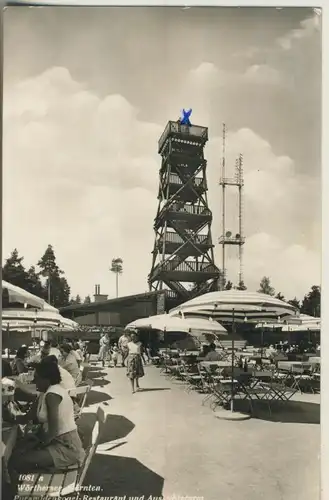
top-left (3, 6), bottom-right (322, 301)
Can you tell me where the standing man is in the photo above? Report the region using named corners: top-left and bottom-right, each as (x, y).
top-left (98, 333), bottom-right (110, 368)
top-left (118, 331), bottom-right (130, 367)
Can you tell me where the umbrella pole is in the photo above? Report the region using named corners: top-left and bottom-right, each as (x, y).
top-left (6, 323), bottom-right (10, 358)
top-left (230, 309), bottom-right (235, 412)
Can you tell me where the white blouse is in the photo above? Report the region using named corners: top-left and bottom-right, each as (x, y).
top-left (127, 341), bottom-right (141, 355)
top-left (37, 384), bottom-right (76, 436)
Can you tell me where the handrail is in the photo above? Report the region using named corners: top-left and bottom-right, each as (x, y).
top-left (158, 121), bottom-right (208, 152)
top-left (159, 233), bottom-right (211, 245)
top-left (160, 203), bottom-right (210, 216)
top-left (168, 174), bottom-right (203, 186)
top-left (152, 260), bottom-right (218, 274)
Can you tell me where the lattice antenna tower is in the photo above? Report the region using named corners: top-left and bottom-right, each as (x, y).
top-left (219, 124), bottom-right (245, 290)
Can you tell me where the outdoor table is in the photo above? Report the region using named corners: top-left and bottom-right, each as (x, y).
top-left (179, 351), bottom-right (199, 357)
top-left (200, 360), bottom-right (231, 368)
top-left (309, 357), bottom-right (321, 364)
top-left (12, 378), bottom-right (38, 403)
top-left (277, 361), bottom-right (312, 371)
top-left (239, 372), bottom-right (298, 406)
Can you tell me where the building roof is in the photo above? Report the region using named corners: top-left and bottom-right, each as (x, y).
top-left (59, 290), bottom-right (164, 316)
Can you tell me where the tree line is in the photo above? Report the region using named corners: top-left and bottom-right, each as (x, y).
top-left (224, 276), bottom-right (321, 317)
top-left (2, 247), bottom-right (125, 309)
top-left (2, 247), bottom-right (320, 316)
top-left (2, 246), bottom-right (87, 308)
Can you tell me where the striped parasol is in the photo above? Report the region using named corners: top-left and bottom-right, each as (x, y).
top-left (170, 291), bottom-right (299, 323)
top-left (282, 314), bottom-right (320, 332)
top-left (126, 314), bottom-right (227, 335)
top-left (169, 290), bottom-right (298, 417)
top-left (255, 314), bottom-right (320, 332)
top-left (2, 280), bottom-right (45, 309)
top-left (2, 309), bottom-right (79, 332)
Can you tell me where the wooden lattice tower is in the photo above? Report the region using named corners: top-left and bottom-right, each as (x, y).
top-left (148, 120), bottom-right (221, 309)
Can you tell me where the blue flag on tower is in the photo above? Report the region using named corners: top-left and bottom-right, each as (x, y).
top-left (180, 108), bottom-right (192, 126)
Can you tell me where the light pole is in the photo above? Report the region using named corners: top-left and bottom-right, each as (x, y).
top-left (33, 309), bottom-right (38, 341)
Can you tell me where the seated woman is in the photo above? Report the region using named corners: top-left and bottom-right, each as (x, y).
top-left (41, 355), bottom-right (76, 390)
top-left (72, 343), bottom-right (83, 367)
top-left (59, 344), bottom-right (82, 385)
top-left (11, 347), bottom-right (29, 376)
top-left (204, 343), bottom-right (221, 362)
top-left (49, 340), bottom-right (61, 360)
top-left (9, 362), bottom-right (85, 473)
top-left (28, 342), bottom-right (51, 365)
top-left (2, 358), bottom-right (13, 377)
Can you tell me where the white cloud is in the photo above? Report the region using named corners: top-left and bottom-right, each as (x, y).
top-left (243, 64), bottom-right (282, 86)
top-left (218, 233), bottom-right (320, 299)
top-left (276, 13), bottom-right (321, 51)
top-left (3, 66), bottom-right (320, 301)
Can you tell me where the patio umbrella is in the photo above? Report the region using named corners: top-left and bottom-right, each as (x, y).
top-left (126, 314), bottom-right (227, 334)
top-left (281, 314), bottom-right (320, 332)
top-left (2, 309), bottom-right (79, 331)
top-left (126, 314), bottom-right (227, 348)
top-left (170, 290), bottom-right (299, 414)
top-left (170, 291), bottom-right (297, 322)
top-left (2, 280), bottom-right (45, 309)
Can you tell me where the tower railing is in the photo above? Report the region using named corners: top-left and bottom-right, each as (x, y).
top-left (152, 259), bottom-right (217, 274)
top-left (159, 232), bottom-right (211, 246)
top-left (159, 203), bottom-right (211, 216)
top-left (167, 174), bottom-right (204, 187)
top-left (158, 121), bottom-right (208, 152)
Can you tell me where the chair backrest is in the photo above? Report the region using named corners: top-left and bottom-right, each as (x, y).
top-left (80, 364), bottom-right (90, 381)
top-left (78, 405), bottom-right (106, 488)
top-left (70, 383), bottom-right (92, 396)
top-left (70, 381), bottom-right (93, 416)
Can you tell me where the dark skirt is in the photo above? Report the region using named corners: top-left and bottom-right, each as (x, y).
top-left (126, 354), bottom-right (144, 379)
top-left (12, 428), bottom-right (85, 471)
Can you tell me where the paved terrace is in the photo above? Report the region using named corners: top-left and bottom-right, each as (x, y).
top-left (79, 359), bottom-right (320, 500)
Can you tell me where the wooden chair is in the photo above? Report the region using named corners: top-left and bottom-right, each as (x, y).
top-left (179, 360), bottom-right (202, 393)
top-left (79, 363), bottom-right (90, 382)
top-left (17, 405), bottom-right (106, 498)
top-left (69, 381), bottom-right (93, 420)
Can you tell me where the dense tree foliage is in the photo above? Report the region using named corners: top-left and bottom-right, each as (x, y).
top-left (2, 245), bottom-right (70, 308)
top-left (258, 276), bottom-right (275, 296)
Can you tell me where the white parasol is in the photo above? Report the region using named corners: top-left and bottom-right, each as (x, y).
top-left (126, 313), bottom-right (227, 335)
top-left (2, 280), bottom-right (46, 309)
top-left (170, 290), bottom-right (299, 415)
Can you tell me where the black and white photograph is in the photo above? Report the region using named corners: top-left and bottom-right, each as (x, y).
top-left (1, 5), bottom-right (322, 500)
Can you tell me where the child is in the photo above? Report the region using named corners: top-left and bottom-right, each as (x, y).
top-left (111, 344), bottom-right (119, 367)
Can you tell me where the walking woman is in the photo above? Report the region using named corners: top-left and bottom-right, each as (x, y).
top-left (126, 331), bottom-right (145, 394)
top-left (98, 333), bottom-right (110, 367)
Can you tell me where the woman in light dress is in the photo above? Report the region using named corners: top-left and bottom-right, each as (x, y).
top-left (126, 331), bottom-right (145, 394)
top-left (59, 343), bottom-right (82, 385)
top-left (9, 361), bottom-right (85, 473)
